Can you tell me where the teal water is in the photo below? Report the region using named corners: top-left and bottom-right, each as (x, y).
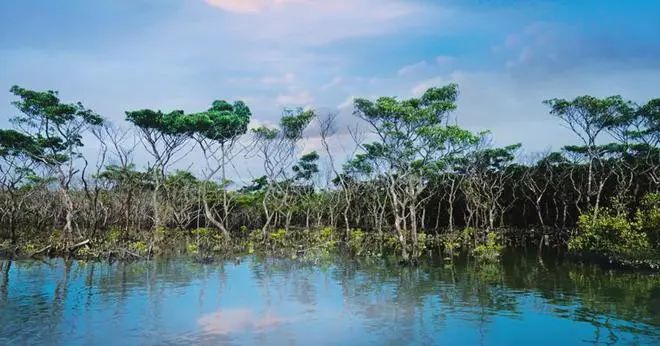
top-left (0, 254), bottom-right (658, 345)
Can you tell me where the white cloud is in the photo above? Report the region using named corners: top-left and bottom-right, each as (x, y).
top-left (398, 55), bottom-right (455, 77)
top-left (410, 66), bottom-right (660, 151)
top-left (411, 74), bottom-right (453, 96)
top-left (321, 76), bottom-right (344, 90)
top-left (337, 95), bottom-right (355, 110)
top-left (216, 0), bottom-right (439, 46)
top-left (260, 72), bottom-right (296, 85)
top-left (275, 90), bottom-right (314, 106)
top-left (204, 0), bottom-right (307, 13)
top-left (397, 61), bottom-right (429, 76)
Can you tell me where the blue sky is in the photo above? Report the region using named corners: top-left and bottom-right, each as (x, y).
top-left (1, 0), bottom-right (659, 155)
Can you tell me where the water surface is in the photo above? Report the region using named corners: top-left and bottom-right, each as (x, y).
top-left (1, 254), bottom-right (658, 345)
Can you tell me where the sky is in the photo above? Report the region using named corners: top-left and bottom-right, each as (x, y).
top-left (1, 0), bottom-right (659, 178)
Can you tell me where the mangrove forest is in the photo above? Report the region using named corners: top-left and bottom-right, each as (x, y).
top-left (0, 84), bottom-right (657, 267)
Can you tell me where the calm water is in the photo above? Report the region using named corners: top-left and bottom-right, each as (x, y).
top-left (1, 254), bottom-right (659, 345)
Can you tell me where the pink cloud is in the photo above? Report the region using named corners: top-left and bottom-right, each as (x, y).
top-left (198, 308), bottom-right (287, 335)
top-left (204, 0), bottom-right (306, 13)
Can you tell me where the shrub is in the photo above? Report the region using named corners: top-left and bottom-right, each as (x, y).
top-left (130, 241), bottom-right (147, 255)
top-left (319, 227), bottom-right (335, 241)
top-left (348, 229), bottom-right (365, 254)
top-left (416, 232), bottom-right (427, 253)
top-left (473, 232), bottom-right (502, 262)
top-left (269, 229), bottom-right (288, 248)
top-left (570, 208), bottom-right (651, 260)
top-left (635, 193), bottom-right (660, 248)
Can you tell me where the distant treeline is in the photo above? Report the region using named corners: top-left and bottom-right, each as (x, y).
top-left (0, 84), bottom-right (657, 262)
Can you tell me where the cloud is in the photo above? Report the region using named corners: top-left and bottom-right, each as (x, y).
top-left (496, 22), bottom-right (660, 79)
top-left (198, 308), bottom-right (287, 334)
top-left (397, 61), bottom-right (429, 76)
top-left (217, 0), bottom-right (436, 46)
top-left (276, 90), bottom-right (314, 106)
top-left (204, 0), bottom-right (306, 13)
top-left (411, 74), bottom-right (453, 96)
top-left (321, 76), bottom-right (344, 90)
top-left (410, 66), bottom-right (660, 151)
top-left (397, 55), bottom-right (455, 77)
top-left (260, 72), bottom-right (296, 85)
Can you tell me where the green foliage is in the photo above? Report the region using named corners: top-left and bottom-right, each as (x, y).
top-left (99, 164), bottom-right (152, 189)
top-left (189, 100), bottom-right (251, 144)
top-left (269, 229), bottom-right (289, 248)
top-left (189, 227), bottom-right (227, 254)
top-left (0, 129), bottom-right (43, 158)
top-left (293, 151), bottom-right (320, 181)
top-left (2, 84), bottom-right (659, 268)
top-left (9, 85), bottom-right (103, 165)
top-left (473, 232), bottom-right (503, 262)
top-left (165, 170), bottom-right (199, 188)
top-left (439, 228), bottom-right (477, 258)
top-left (635, 193), bottom-right (660, 247)
top-left (130, 241), bottom-right (147, 255)
top-left (319, 227), bottom-right (335, 241)
top-left (280, 108), bottom-right (315, 140)
top-left (348, 229), bottom-right (365, 254)
top-left (416, 232), bottom-right (428, 253)
top-left (468, 143), bottom-right (522, 172)
top-left (270, 228), bottom-right (288, 239)
top-left (108, 227), bottom-right (122, 243)
top-left (544, 95), bottom-right (633, 136)
top-left (570, 207), bottom-right (651, 260)
top-left (125, 109), bottom-right (190, 135)
top-left (251, 126), bottom-right (279, 140)
top-left (353, 83), bottom-right (478, 176)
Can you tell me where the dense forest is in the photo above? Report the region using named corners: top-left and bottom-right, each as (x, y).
top-left (0, 84), bottom-right (658, 265)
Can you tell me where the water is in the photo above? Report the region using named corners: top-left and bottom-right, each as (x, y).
top-left (1, 254), bottom-right (659, 345)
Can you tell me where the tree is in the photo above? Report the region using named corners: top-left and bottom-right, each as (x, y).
top-left (292, 151), bottom-right (320, 229)
top-left (544, 95), bottom-right (632, 217)
top-left (318, 112), bottom-right (364, 240)
top-left (462, 141), bottom-right (520, 239)
top-left (0, 129), bottom-right (42, 242)
top-left (125, 109), bottom-right (191, 234)
top-left (250, 108), bottom-right (315, 236)
top-left (189, 100), bottom-right (251, 238)
top-left (9, 86), bottom-right (103, 247)
top-left (352, 84), bottom-right (478, 261)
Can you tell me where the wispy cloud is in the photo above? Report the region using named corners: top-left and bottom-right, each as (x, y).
top-left (397, 61), bottom-right (429, 76)
top-left (204, 0), bottom-right (306, 13)
top-left (260, 72), bottom-right (296, 85)
top-left (3, 0), bottom-right (659, 171)
top-left (398, 55), bottom-right (455, 76)
top-left (206, 0), bottom-right (436, 45)
top-left (276, 90), bottom-right (314, 106)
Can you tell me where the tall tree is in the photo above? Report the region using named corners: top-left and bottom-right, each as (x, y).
top-left (125, 109), bottom-right (191, 233)
top-left (189, 100), bottom-right (251, 238)
top-left (0, 129), bottom-right (42, 242)
top-left (544, 95), bottom-right (632, 217)
top-left (352, 84), bottom-right (478, 261)
top-left (9, 86), bottom-right (103, 247)
top-left (251, 108), bottom-right (315, 236)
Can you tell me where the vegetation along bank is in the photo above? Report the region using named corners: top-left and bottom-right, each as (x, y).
top-left (0, 84), bottom-right (657, 268)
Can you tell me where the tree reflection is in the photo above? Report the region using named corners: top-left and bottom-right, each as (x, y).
top-left (0, 254), bottom-right (658, 344)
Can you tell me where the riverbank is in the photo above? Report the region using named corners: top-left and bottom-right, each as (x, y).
top-left (2, 226), bottom-right (658, 271)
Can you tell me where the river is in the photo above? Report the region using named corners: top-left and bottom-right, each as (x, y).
top-left (0, 253), bottom-right (658, 345)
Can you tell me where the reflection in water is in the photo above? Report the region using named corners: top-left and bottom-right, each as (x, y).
top-left (0, 254), bottom-right (658, 345)
top-left (198, 309), bottom-right (286, 335)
